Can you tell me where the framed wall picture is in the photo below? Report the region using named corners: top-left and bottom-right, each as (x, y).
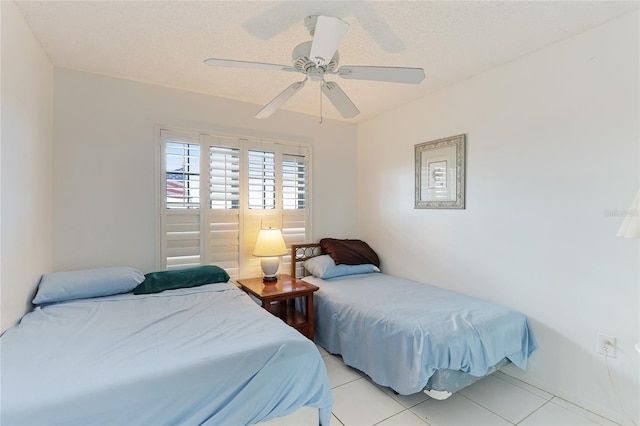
top-left (415, 134), bottom-right (466, 209)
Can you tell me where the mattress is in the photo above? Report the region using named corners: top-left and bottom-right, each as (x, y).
top-left (0, 282), bottom-right (333, 425)
top-left (303, 272), bottom-right (536, 395)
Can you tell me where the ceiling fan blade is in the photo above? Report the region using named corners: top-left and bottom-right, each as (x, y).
top-left (204, 58), bottom-right (295, 72)
top-left (321, 81), bottom-right (359, 119)
top-left (309, 16), bottom-right (349, 67)
top-left (336, 66), bottom-right (425, 84)
top-left (255, 80), bottom-right (306, 119)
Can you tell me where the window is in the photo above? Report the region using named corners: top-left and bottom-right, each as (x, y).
top-left (158, 129), bottom-right (310, 280)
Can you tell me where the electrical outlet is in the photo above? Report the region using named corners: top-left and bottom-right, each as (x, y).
top-left (597, 334), bottom-right (616, 358)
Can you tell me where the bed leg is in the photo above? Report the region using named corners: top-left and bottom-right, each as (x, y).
top-left (424, 389), bottom-right (453, 400)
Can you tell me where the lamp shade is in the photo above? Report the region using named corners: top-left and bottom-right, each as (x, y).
top-left (253, 228), bottom-right (288, 257)
top-left (617, 192), bottom-right (640, 239)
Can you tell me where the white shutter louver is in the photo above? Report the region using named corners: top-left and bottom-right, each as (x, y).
top-left (165, 211), bottom-right (201, 269)
top-left (209, 145), bottom-right (240, 210)
top-left (282, 154), bottom-right (306, 210)
top-left (207, 211), bottom-right (240, 279)
top-left (248, 150), bottom-right (276, 210)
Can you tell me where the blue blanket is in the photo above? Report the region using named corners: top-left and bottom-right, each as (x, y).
top-left (1, 283), bottom-right (333, 425)
top-left (305, 273), bottom-right (536, 395)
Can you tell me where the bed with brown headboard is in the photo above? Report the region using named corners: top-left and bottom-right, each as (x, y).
top-left (291, 240), bottom-right (537, 400)
top-left (291, 243), bottom-right (326, 277)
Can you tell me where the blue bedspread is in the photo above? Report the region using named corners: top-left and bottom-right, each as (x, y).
top-left (1, 283), bottom-right (333, 425)
top-left (304, 273), bottom-right (536, 395)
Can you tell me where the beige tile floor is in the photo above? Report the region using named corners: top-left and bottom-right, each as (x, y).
top-left (316, 346), bottom-right (619, 426)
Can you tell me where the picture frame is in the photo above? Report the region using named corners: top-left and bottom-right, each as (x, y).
top-left (415, 134), bottom-right (465, 209)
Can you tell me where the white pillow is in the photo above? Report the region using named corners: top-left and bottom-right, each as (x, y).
top-left (304, 255), bottom-right (379, 279)
top-left (33, 267), bottom-right (145, 305)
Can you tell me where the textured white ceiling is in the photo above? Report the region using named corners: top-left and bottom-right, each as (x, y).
top-left (16, 1), bottom-right (639, 123)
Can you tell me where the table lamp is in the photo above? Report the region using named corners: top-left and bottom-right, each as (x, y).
top-left (253, 228), bottom-right (288, 283)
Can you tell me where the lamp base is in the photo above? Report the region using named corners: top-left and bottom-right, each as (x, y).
top-left (262, 275), bottom-right (278, 284)
top-left (260, 257), bottom-right (280, 285)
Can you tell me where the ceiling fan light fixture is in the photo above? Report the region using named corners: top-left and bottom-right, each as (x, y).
top-left (307, 68), bottom-right (324, 82)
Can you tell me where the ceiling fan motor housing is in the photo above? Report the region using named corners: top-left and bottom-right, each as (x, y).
top-left (292, 40), bottom-right (339, 78)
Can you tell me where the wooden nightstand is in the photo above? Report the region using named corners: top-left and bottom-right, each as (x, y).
top-left (237, 274), bottom-right (319, 340)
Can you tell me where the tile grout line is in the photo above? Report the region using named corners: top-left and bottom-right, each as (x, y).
top-left (371, 407), bottom-right (409, 426)
top-left (330, 375), bottom-right (364, 390)
top-left (357, 374), bottom-right (428, 409)
top-left (386, 391), bottom-right (431, 410)
top-left (493, 371), bottom-right (554, 401)
top-left (548, 396), bottom-right (623, 426)
top-left (331, 375), bottom-right (414, 425)
top-left (331, 412), bottom-right (346, 426)
top-left (456, 392), bottom-right (517, 425)
top-left (515, 398), bottom-right (555, 425)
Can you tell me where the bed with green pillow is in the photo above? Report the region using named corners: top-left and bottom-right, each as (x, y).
top-left (1, 265), bottom-right (333, 425)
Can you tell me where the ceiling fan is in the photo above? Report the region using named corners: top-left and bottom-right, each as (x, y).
top-left (204, 15), bottom-right (425, 119)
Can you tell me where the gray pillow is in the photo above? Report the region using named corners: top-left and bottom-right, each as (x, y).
top-left (33, 267), bottom-right (145, 304)
top-left (304, 255), bottom-right (378, 279)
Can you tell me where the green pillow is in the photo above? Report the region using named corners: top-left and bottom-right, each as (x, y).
top-left (134, 265), bottom-right (230, 295)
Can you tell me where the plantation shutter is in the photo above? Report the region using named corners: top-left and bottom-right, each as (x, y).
top-left (206, 136), bottom-right (241, 279)
top-left (160, 130), bottom-right (203, 270)
top-left (281, 152), bottom-right (309, 274)
top-left (159, 128), bottom-right (310, 279)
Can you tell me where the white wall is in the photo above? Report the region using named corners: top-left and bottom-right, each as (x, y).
top-left (358, 11), bottom-right (639, 424)
top-left (53, 69), bottom-right (357, 273)
top-left (0, 1), bottom-right (53, 333)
